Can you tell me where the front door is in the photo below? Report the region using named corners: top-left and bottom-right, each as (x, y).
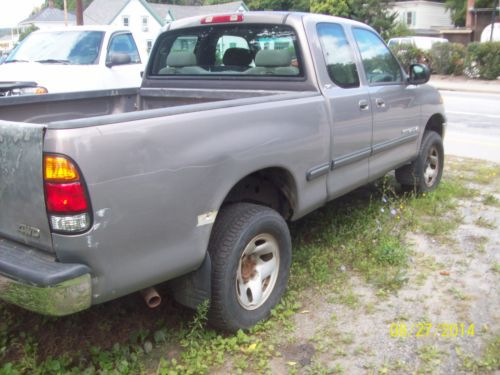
top-left (352, 28), bottom-right (420, 179)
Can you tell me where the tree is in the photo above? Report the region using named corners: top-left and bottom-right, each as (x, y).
top-left (310, 0), bottom-right (398, 39)
top-left (245, 0), bottom-right (309, 11)
top-left (445, 0), bottom-right (493, 26)
top-left (18, 24), bottom-right (39, 43)
top-left (43, 0), bottom-right (92, 12)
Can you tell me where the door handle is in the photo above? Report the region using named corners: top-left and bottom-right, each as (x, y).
top-left (359, 100), bottom-right (369, 110)
top-left (375, 98), bottom-right (386, 108)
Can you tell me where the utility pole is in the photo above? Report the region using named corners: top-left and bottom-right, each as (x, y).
top-left (63, 0), bottom-right (68, 26)
top-left (491, 0), bottom-right (498, 41)
top-left (76, 0), bottom-right (84, 26)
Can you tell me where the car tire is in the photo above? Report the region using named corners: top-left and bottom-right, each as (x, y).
top-left (207, 202), bottom-right (291, 332)
top-left (396, 130), bottom-right (444, 193)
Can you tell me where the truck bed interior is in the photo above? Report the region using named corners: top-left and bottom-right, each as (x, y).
top-left (0, 87), bottom-right (302, 127)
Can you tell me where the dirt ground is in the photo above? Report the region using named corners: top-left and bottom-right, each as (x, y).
top-left (262, 157), bottom-right (500, 375)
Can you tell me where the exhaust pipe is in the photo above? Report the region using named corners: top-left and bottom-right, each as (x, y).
top-left (140, 287), bottom-right (161, 308)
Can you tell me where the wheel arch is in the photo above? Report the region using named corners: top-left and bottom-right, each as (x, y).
top-left (219, 167), bottom-right (298, 220)
top-left (424, 113), bottom-right (446, 138)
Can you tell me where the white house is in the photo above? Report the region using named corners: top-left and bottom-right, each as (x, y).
top-left (84, 0), bottom-right (247, 56)
top-left (390, 1), bottom-right (453, 35)
top-left (84, 0), bottom-right (163, 55)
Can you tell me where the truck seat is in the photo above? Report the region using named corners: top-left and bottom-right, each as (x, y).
top-left (244, 50), bottom-right (299, 76)
top-left (159, 52), bottom-right (207, 74)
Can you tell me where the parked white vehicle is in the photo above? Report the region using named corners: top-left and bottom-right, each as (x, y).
top-left (0, 26), bottom-right (146, 95)
top-left (481, 23), bottom-right (500, 42)
top-left (387, 36), bottom-right (449, 51)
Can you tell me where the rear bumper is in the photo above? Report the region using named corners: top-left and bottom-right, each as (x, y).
top-left (0, 238), bottom-right (92, 316)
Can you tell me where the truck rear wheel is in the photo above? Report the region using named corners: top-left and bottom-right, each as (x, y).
top-left (208, 202), bottom-right (291, 331)
top-left (396, 131), bottom-right (444, 193)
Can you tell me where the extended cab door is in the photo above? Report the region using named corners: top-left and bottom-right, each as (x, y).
top-left (351, 28), bottom-right (420, 178)
top-left (307, 21), bottom-right (372, 199)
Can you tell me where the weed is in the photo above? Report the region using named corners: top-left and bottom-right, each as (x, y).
top-left (457, 335), bottom-right (500, 373)
top-left (492, 262), bottom-right (500, 274)
top-left (474, 216), bottom-right (497, 229)
top-left (417, 344), bottom-right (445, 374)
top-left (482, 194), bottom-right (500, 206)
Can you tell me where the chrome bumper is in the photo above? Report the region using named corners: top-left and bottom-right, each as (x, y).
top-left (0, 238), bottom-right (92, 316)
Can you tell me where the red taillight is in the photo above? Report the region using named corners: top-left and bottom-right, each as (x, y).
top-left (201, 14), bottom-right (243, 24)
top-left (45, 182), bottom-right (88, 212)
top-left (44, 154), bottom-right (91, 233)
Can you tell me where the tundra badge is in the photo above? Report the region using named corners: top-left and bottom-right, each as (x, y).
top-left (17, 224), bottom-right (41, 239)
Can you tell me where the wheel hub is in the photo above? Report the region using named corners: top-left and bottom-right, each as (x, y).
top-left (236, 233), bottom-right (280, 310)
top-left (424, 146), bottom-right (439, 187)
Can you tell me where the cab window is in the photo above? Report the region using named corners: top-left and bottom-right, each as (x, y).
top-left (317, 23), bottom-right (359, 88)
top-left (353, 28), bottom-right (402, 84)
top-left (107, 33), bottom-right (141, 64)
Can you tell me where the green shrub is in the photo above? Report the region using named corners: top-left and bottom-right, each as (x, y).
top-left (464, 42), bottom-right (500, 80)
top-left (390, 44), bottom-right (429, 74)
top-left (429, 42), bottom-right (466, 75)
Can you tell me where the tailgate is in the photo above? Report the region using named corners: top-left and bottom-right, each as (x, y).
top-left (0, 120), bottom-right (53, 252)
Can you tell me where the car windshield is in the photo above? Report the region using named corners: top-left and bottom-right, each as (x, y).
top-left (6, 31), bottom-right (104, 65)
top-left (149, 23), bottom-right (303, 78)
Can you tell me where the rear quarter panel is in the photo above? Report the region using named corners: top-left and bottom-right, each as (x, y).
top-left (44, 94), bottom-right (330, 303)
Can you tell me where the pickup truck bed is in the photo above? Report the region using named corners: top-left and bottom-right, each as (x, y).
top-left (0, 87), bottom-right (311, 125)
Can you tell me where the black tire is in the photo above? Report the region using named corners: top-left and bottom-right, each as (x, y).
top-left (207, 202), bottom-right (291, 332)
top-left (396, 131), bottom-right (444, 193)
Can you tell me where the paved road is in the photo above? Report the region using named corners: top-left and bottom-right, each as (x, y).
top-left (441, 90), bottom-right (500, 163)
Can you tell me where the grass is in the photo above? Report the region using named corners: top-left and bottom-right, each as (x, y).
top-left (0, 159), bottom-right (498, 374)
top-left (417, 344), bottom-right (446, 374)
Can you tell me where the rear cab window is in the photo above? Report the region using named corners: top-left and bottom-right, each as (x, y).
top-left (149, 24), bottom-right (303, 78)
top-left (316, 23), bottom-right (360, 88)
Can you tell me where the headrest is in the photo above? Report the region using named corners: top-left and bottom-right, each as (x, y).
top-left (255, 49), bottom-right (292, 67)
top-left (166, 51), bottom-right (197, 67)
top-left (223, 48), bottom-right (253, 66)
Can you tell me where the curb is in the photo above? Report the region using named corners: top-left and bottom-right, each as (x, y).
top-left (429, 77), bottom-right (500, 94)
top-left (429, 84), bottom-right (500, 94)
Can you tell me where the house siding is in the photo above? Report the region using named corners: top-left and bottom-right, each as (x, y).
top-left (109, 0), bottom-right (162, 55)
top-left (391, 1), bottom-right (453, 30)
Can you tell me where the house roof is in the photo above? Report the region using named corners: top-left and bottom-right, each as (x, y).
top-left (84, 0), bottom-right (129, 25)
top-left (84, 0), bottom-right (165, 26)
top-left (84, 0), bottom-right (247, 27)
top-left (150, 1), bottom-right (247, 22)
top-left (19, 7), bottom-right (76, 25)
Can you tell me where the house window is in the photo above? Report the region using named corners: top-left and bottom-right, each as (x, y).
top-left (142, 16), bottom-right (149, 32)
top-left (122, 16), bottom-right (129, 27)
top-left (405, 11), bottom-right (416, 26)
top-left (147, 39), bottom-right (153, 53)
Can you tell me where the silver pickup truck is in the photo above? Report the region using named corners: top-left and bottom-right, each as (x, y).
top-left (0, 12), bottom-right (445, 331)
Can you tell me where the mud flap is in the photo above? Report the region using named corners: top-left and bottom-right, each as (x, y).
top-left (168, 253), bottom-right (211, 310)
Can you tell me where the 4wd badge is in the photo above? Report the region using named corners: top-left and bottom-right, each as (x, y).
top-left (17, 224), bottom-right (41, 239)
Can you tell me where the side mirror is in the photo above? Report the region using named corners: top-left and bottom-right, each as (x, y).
top-left (407, 63), bottom-right (430, 85)
top-left (106, 52), bottom-right (132, 68)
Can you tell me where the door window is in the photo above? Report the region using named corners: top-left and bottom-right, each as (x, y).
top-left (353, 28), bottom-right (402, 84)
top-left (317, 23), bottom-right (359, 88)
top-left (107, 33), bottom-right (141, 64)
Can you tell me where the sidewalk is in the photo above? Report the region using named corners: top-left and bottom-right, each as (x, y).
top-left (429, 74), bottom-right (500, 94)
